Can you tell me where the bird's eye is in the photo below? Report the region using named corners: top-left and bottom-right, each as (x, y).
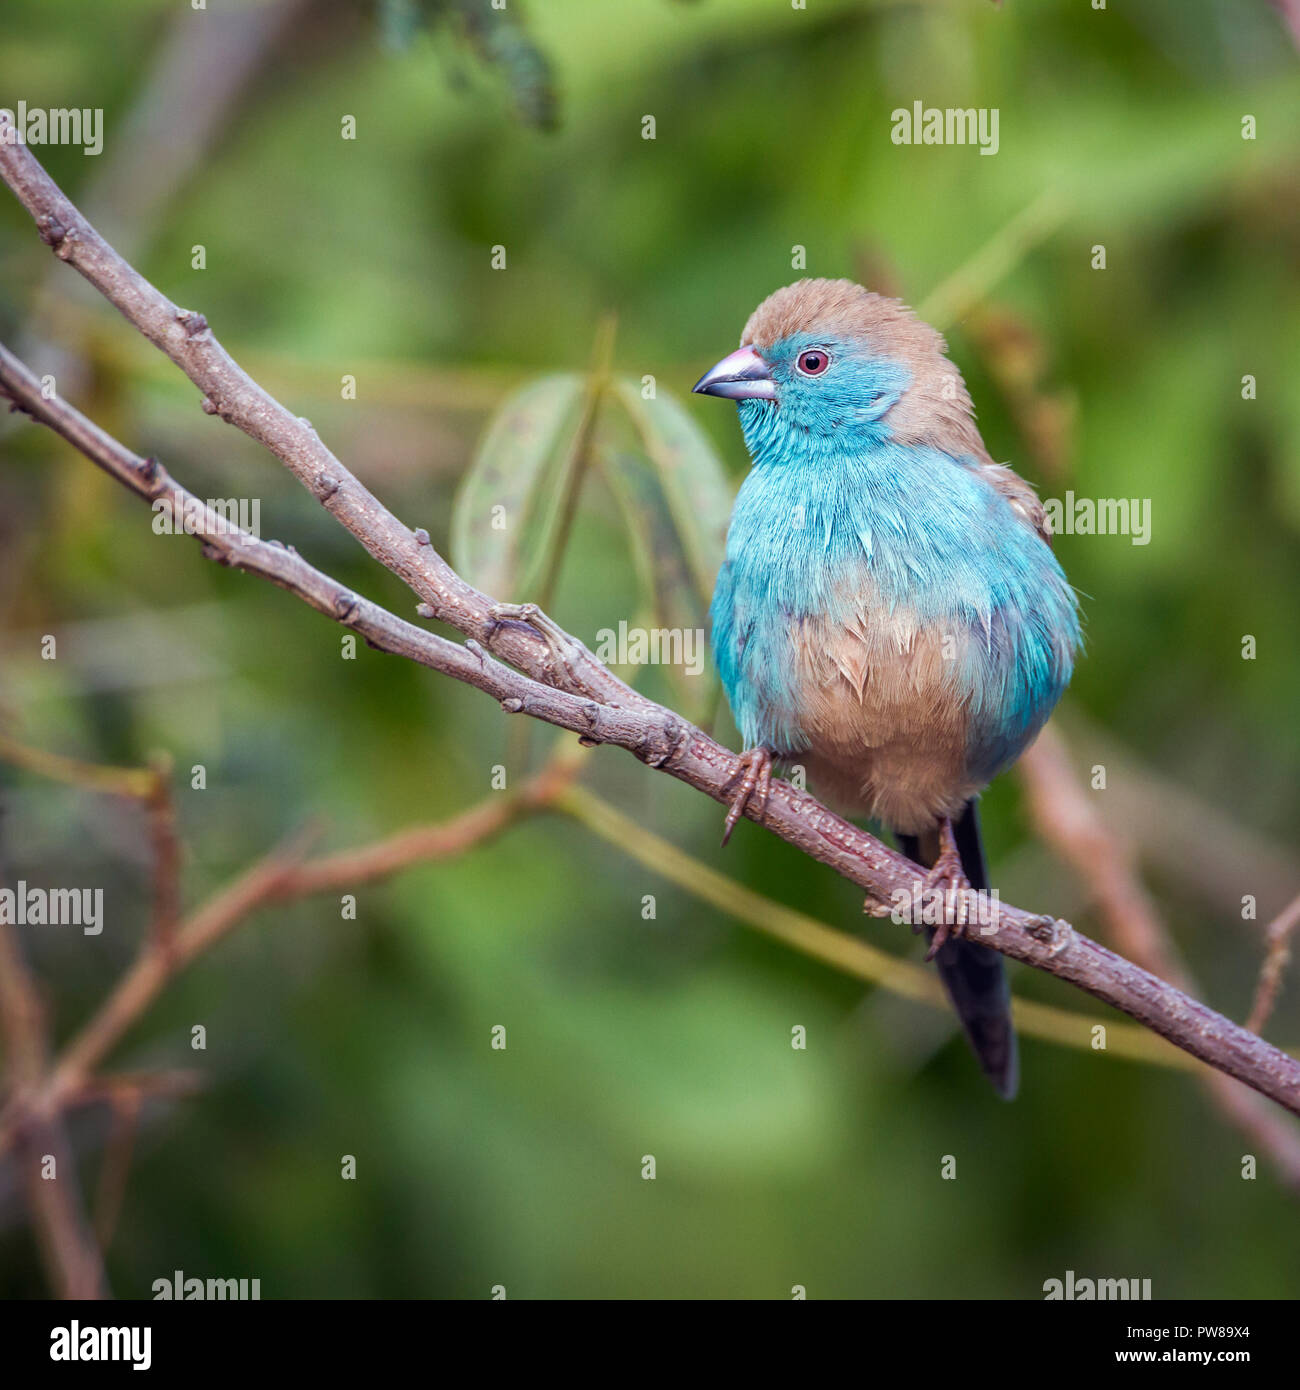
top-left (796, 349), bottom-right (831, 376)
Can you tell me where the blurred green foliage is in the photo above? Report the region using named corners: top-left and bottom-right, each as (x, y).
top-left (1, 0), bottom-right (1299, 1298)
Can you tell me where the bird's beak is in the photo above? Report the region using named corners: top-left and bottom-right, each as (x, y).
top-left (691, 344), bottom-right (776, 401)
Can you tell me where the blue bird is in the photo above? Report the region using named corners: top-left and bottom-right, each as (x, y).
top-left (693, 279), bottom-right (1079, 1098)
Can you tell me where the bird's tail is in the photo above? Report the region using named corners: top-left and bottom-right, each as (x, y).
top-left (898, 800), bottom-right (1019, 1100)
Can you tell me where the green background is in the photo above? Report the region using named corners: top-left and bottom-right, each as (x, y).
top-left (1, 0), bottom-right (1298, 1298)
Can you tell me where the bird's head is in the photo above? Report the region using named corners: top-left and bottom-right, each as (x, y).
top-left (692, 278), bottom-right (982, 457)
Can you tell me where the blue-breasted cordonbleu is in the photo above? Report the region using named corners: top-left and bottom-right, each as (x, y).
top-left (693, 278), bottom-right (1080, 1098)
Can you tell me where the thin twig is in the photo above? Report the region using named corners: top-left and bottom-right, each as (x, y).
top-left (44, 831), bottom-right (317, 1108)
top-left (1248, 890), bottom-right (1300, 1036)
top-left (0, 850), bottom-right (108, 1297)
top-left (143, 754), bottom-right (182, 955)
top-left (92, 1089), bottom-right (142, 1253)
top-left (0, 735), bottom-right (182, 953)
top-left (0, 758), bottom-right (571, 1159)
top-left (266, 754), bottom-right (580, 899)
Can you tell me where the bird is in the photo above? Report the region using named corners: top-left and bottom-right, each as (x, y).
top-left (692, 277), bottom-right (1079, 1098)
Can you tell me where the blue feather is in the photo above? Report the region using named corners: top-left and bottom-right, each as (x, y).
top-left (710, 334), bottom-right (1079, 788)
top-left (698, 279), bottom-right (1078, 1097)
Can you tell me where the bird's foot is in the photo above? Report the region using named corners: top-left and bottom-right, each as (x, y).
top-left (721, 746), bottom-right (773, 847)
top-left (922, 816), bottom-right (972, 961)
top-left (486, 601), bottom-right (582, 687)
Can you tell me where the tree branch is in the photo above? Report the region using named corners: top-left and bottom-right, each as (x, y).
top-left (0, 726), bottom-right (1215, 1185)
top-left (1249, 890), bottom-right (1300, 1037)
top-left (2, 121), bottom-right (1299, 1119)
top-left (0, 859), bottom-right (108, 1297)
top-left (0, 751), bottom-right (570, 1157)
top-left (1019, 727), bottom-right (1300, 1189)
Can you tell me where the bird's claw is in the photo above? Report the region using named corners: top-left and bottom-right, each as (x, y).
top-left (923, 817), bottom-right (972, 961)
top-left (721, 747), bottom-right (773, 846)
top-left (486, 601), bottom-right (582, 686)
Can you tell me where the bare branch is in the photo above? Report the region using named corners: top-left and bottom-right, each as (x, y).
top-left (0, 107), bottom-right (642, 712)
top-left (0, 860), bottom-right (108, 1297)
top-left (41, 830), bottom-right (316, 1108)
top-left (2, 127), bottom-right (1299, 1120)
top-left (1249, 891), bottom-right (1300, 1037)
top-left (143, 755), bottom-right (182, 955)
top-left (265, 755), bottom-right (580, 898)
top-left (92, 1089), bottom-right (142, 1253)
top-left (0, 756), bottom-right (565, 1157)
top-left (1019, 727), bottom-right (1300, 1189)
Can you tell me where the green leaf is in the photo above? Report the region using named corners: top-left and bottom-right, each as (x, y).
top-left (599, 381), bottom-right (735, 715)
top-left (450, 372), bottom-right (585, 601)
top-left (611, 377), bottom-right (734, 609)
top-left (599, 445), bottom-right (701, 643)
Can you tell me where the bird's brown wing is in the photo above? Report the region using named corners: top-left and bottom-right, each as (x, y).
top-left (974, 459), bottom-right (1053, 545)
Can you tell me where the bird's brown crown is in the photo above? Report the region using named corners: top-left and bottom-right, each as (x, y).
top-left (741, 278), bottom-right (948, 364)
top-left (741, 278), bottom-right (989, 459)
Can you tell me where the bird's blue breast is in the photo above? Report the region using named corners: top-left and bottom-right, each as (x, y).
top-left (710, 406), bottom-right (1078, 789)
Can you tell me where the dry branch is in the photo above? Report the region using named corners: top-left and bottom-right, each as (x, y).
top-left (1020, 728), bottom-right (1300, 1189)
top-left (2, 118), bottom-right (1299, 1120)
top-left (1249, 891), bottom-right (1300, 1037)
top-left (0, 868), bottom-right (108, 1297)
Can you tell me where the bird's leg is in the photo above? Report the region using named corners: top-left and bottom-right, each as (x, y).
top-left (721, 746), bottom-right (773, 846)
top-left (923, 815), bottom-right (972, 961)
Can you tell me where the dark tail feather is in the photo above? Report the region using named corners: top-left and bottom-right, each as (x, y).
top-left (898, 800), bottom-right (1019, 1100)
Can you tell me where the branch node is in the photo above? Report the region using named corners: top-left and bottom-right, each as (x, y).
top-left (645, 716), bottom-right (691, 770)
top-left (1024, 914), bottom-right (1073, 955)
top-left (486, 601), bottom-right (583, 690)
top-left (332, 591), bottom-right (358, 622)
top-left (37, 212), bottom-right (75, 257)
top-left (314, 475), bottom-right (340, 503)
top-left (135, 455), bottom-right (162, 490)
top-left (413, 528), bottom-right (431, 546)
top-left (415, 602), bottom-right (435, 619)
top-left (500, 697), bottom-right (524, 714)
top-left (176, 309), bottom-right (209, 339)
